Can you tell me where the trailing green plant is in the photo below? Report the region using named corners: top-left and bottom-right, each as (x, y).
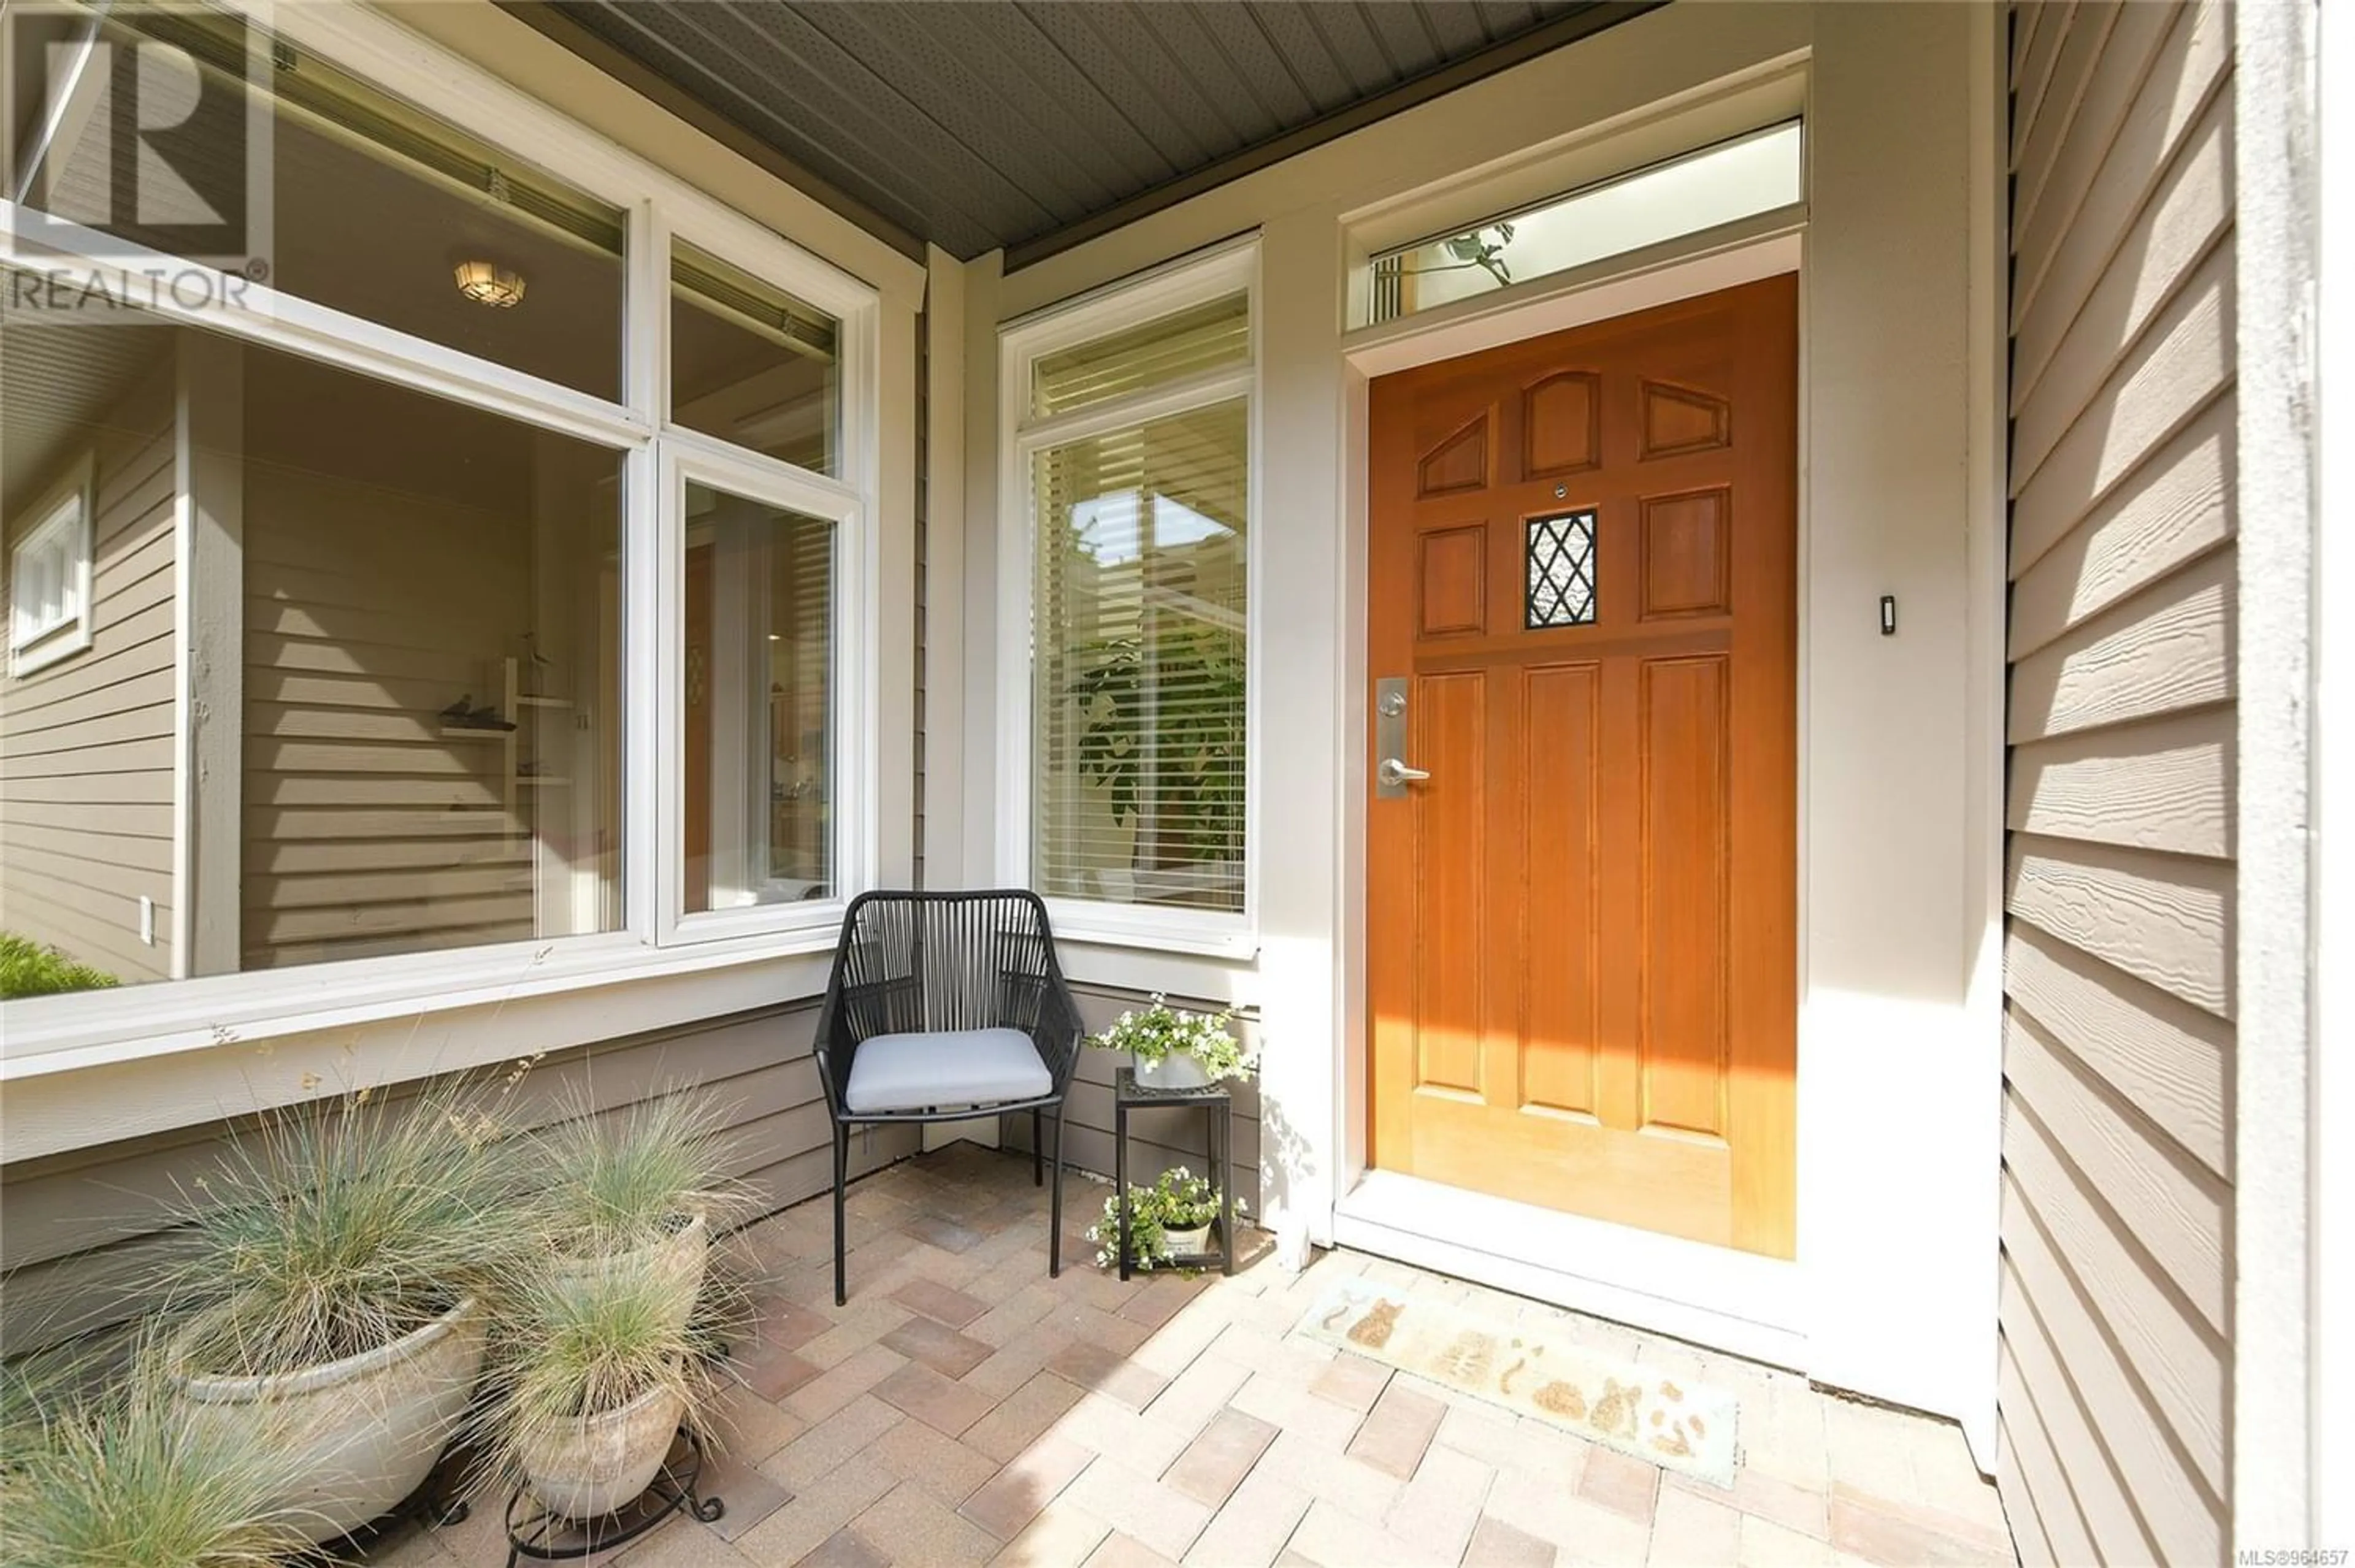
top-left (526, 1086), bottom-right (752, 1259)
top-left (0, 932), bottom-right (117, 999)
top-left (158, 1082), bottom-right (525, 1376)
top-left (1084, 1166), bottom-right (1237, 1272)
top-left (1086, 995), bottom-right (1254, 1082)
top-left (0, 1340), bottom-right (315, 1568)
top-left (481, 1245), bottom-right (721, 1488)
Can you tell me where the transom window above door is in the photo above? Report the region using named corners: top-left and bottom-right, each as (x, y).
top-left (1362, 120), bottom-right (1805, 328)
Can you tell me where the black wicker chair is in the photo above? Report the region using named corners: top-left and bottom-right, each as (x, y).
top-left (811, 890), bottom-right (1084, 1304)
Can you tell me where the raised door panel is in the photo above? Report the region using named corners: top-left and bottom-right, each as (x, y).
top-left (1524, 371), bottom-right (1602, 478)
top-left (1640, 380), bottom-right (1733, 460)
top-left (1418, 415), bottom-right (1490, 497)
top-left (1413, 670), bottom-right (1487, 1098)
top-left (1641, 488), bottom-right (1733, 619)
top-left (1639, 654), bottom-right (1731, 1141)
top-left (1521, 663), bottom-right (1603, 1118)
top-left (1420, 526), bottom-right (1487, 637)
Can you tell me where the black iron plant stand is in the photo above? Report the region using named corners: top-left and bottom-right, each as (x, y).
top-left (1112, 1067), bottom-right (1238, 1282)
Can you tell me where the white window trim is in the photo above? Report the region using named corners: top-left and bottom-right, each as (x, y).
top-left (0, 0), bottom-right (890, 1069)
top-left (9, 457), bottom-right (94, 676)
top-left (997, 239), bottom-right (1263, 956)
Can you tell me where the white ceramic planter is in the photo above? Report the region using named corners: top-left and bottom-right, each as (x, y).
top-left (1162, 1221), bottom-right (1214, 1257)
top-left (171, 1296), bottom-right (486, 1544)
top-left (1135, 1051), bottom-right (1212, 1090)
top-left (549, 1212), bottom-right (709, 1331)
top-left (516, 1375), bottom-right (688, 1522)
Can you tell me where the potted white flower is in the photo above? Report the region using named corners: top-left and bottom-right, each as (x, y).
top-left (1087, 995), bottom-right (1253, 1090)
top-left (1085, 1166), bottom-right (1236, 1271)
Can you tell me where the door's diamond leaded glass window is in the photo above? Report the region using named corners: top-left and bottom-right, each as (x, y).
top-left (1526, 511), bottom-right (1598, 629)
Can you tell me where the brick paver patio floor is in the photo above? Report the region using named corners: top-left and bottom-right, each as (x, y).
top-left (384, 1142), bottom-right (2015, 1567)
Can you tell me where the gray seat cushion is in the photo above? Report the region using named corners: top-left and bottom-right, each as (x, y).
top-left (843, 1027), bottom-right (1052, 1114)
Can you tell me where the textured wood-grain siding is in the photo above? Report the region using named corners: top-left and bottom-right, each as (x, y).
top-left (0, 368), bottom-right (179, 984)
top-left (0, 1003), bottom-right (917, 1357)
top-left (1998, 3), bottom-right (2235, 1563)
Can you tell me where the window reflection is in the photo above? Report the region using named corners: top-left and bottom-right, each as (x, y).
top-left (0, 293), bottom-right (623, 993)
top-left (672, 243), bottom-right (838, 474)
top-left (14, 7), bottom-right (627, 397)
top-left (680, 482), bottom-right (833, 913)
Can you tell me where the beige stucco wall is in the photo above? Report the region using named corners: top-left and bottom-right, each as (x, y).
top-left (950, 1), bottom-right (2008, 1442)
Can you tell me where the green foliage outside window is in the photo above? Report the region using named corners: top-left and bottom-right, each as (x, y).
top-left (1067, 622), bottom-right (1245, 866)
top-left (1, 932), bottom-right (118, 999)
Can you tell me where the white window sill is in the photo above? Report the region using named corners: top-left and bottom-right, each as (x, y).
top-left (9, 624), bottom-right (90, 678)
top-left (0, 927), bottom-right (843, 1083)
top-left (1041, 898), bottom-right (1258, 961)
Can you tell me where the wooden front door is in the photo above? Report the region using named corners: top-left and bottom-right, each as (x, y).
top-left (1367, 276), bottom-right (1798, 1258)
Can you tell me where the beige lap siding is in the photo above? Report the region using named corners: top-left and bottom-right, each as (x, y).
top-left (1997, 3), bottom-right (2235, 1564)
top-left (0, 367), bottom-right (179, 985)
top-left (240, 462), bottom-right (536, 968)
top-left (0, 1003), bottom-right (914, 1358)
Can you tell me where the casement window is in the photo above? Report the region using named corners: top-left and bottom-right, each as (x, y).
top-left (1000, 245), bottom-right (1258, 952)
top-left (8, 463), bottom-right (93, 678)
top-left (0, 3), bottom-right (883, 1053)
top-left (668, 462), bottom-right (854, 934)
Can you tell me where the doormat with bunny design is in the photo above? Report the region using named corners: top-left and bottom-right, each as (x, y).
top-left (1298, 1276), bottom-right (1738, 1486)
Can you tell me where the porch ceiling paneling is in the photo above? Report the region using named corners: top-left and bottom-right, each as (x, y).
top-left (534, 0), bottom-right (1628, 261)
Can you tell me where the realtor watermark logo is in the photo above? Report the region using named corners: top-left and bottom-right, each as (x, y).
top-left (2, 1), bottom-right (275, 319)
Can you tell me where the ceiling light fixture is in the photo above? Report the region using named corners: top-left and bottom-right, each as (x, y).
top-left (454, 259), bottom-right (526, 308)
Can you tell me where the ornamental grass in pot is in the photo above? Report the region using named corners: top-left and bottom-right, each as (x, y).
top-left (527, 1088), bottom-right (752, 1337)
top-left (0, 1331), bottom-right (318, 1568)
top-left (487, 1248), bottom-right (716, 1523)
top-left (154, 1084), bottom-right (521, 1544)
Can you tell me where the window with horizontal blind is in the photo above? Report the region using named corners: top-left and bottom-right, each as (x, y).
top-left (1030, 293), bottom-right (1249, 419)
top-left (1034, 400), bottom-right (1247, 911)
top-left (1005, 247), bottom-right (1256, 938)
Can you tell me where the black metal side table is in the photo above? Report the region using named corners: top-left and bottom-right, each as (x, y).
top-left (1112, 1068), bottom-right (1236, 1282)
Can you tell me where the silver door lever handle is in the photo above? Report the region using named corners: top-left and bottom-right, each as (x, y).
top-left (1378, 758), bottom-right (1431, 787)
